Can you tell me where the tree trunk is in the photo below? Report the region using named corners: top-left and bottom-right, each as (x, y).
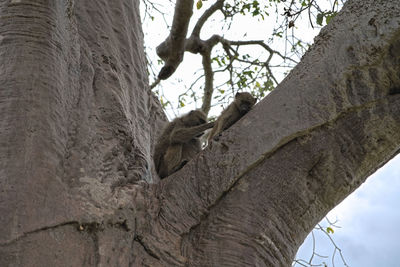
top-left (0, 0), bottom-right (399, 266)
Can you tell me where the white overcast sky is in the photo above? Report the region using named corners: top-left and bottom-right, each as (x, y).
top-left (141, 1), bottom-right (400, 266)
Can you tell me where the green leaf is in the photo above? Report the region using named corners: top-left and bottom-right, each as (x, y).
top-left (327, 227), bottom-right (334, 234)
top-left (243, 70), bottom-right (254, 79)
top-left (326, 12), bottom-right (337, 24)
top-left (196, 0), bottom-right (203, 10)
top-left (326, 15), bottom-right (332, 24)
top-left (316, 13), bottom-right (324, 26)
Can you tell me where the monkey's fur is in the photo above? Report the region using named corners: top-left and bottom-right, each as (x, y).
top-left (154, 110), bottom-right (214, 179)
top-left (208, 92), bottom-right (256, 141)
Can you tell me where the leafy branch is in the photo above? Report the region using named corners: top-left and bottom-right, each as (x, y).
top-left (148, 0), bottom-right (346, 115)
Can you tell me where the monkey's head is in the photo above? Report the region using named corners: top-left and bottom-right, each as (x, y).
top-left (235, 92), bottom-right (257, 115)
top-left (181, 110), bottom-right (208, 127)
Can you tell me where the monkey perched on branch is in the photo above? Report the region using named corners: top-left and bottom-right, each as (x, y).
top-left (154, 110), bottom-right (214, 179)
top-left (208, 92), bottom-right (256, 141)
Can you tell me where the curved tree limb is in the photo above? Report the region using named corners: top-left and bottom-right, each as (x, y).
top-left (156, 0), bottom-right (225, 82)
top-left (156, 0), bottom-right (194, 80)
top-left (191, 0), bottom-right (225, 37)
top-left (223, 39), bottom-right (298, 65)
top-left (145, 0), bottom-right (400, 264)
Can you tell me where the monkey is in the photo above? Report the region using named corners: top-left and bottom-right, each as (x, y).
top-left (208, 92), bottom-right (256, 142)
top-left (153, 110), bottom-right (214, 179)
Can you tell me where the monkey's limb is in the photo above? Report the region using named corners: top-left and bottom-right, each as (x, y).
top-left (222, 107), bottom-right (242, 131)
top-left (170, 159), bottom-right (189, 175)
top-left (208, 123), bottom-right (219, 141)
top-left (164, 145), bottom-right (183, 175)
top-left (154, 137), bottom-right (171, 172)
top-left (170, 122), bottom-right (214, 144)
top-left (208, 108), bottom-right (235, 140)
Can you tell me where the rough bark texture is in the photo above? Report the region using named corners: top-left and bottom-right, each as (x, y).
top-left (0, 0), bottom-right (164, 265)
top-left (0, 0), bottom-right (400, 266)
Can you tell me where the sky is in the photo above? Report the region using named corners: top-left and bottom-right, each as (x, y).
top-left (140, 1), bottom-right (400, 266)
top-left (295, 154), bottom-right (400, 267)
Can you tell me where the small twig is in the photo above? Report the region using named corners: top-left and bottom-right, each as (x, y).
top-left (150, 78), bottom-right (161, 89)
top-left (222, 39), bottom-right (298, 64)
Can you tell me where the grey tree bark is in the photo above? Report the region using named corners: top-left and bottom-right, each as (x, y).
top-left (0, 0), bottom-right (399, 266)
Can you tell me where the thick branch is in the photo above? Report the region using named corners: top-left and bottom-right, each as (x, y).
top-left (156, 0), bottom-right (224, 81)
top-left (156, 0), bottom-right (194, 79)
top-left (152, 0), bottom-right (400, 265)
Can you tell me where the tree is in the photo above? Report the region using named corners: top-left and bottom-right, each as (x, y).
top-left (147, 0), bottom-right (336, 115)
top-left (0, 0), bottom-right (399, 266)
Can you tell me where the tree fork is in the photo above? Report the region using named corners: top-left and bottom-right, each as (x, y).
top-left (0, 0), bottom-right (399, 266)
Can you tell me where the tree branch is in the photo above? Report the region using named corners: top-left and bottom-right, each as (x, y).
top-left (221, 39), bottom-right (298, 64)
top-left (151, 1), bottom-right (400, 264)
top-left (155, 0), bottom-right (225, 82)
top-left (191, 0), bottom-right (225, 37)
top-left (156, 0), bottom-right (194, 80)
top-left (200, 50), bottom-right (213, 114)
